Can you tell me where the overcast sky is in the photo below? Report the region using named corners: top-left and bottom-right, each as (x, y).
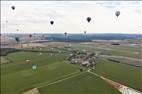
top-left (1, 1), bottom-right (142, 34)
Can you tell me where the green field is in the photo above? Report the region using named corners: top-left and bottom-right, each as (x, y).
top-left (72, 43), bottom-right (142, 59)
top-left (94, 58), bottom-right (142, 91)
top-left (39, 72), bottom-right (120, 94)
top-left (1, 43), bottom-right (142, 94)
top-left (1, 51), bottom-right (78, 94)
top-left (1, 57), bottom-right (10, 64)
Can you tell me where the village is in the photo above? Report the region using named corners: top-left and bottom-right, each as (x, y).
top-left (66, 50), bottom-right (99, 71)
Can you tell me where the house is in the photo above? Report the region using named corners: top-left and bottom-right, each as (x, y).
top-left (82, 61), bottom-right (90, 67)
top-left (70, 59), bottom-right (82, 64)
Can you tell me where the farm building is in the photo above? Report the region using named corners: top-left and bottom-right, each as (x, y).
top-left (70, 59), bottom-right (82, 64)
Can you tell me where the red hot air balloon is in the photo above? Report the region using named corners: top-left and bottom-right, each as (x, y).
top-left (87, 17), bottom-right (91, 23)
top-left (50, 21), bottom-right (54, 25)
top-left (115, 11), bottom-right (120, 17)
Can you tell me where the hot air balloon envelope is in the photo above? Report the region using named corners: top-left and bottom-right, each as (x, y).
top-left (11, 6), bottom-right (15, 10)
top-left (50, 21), bottom-right (54, 25)
top-left (84, 31), bottom-right (87, 34)
top-left (64, 32), bottom-right (67, 36)
top-left (16, 29), bottom-right (19, 31)
top-left (87, 17), bottom-right (91, 23)
top-left (29, 34), bottom-right (32, 38)
top-left (115, 11), bottom-right (120, 17)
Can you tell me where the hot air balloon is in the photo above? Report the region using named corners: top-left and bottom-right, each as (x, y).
top-left (64, 32), bottom-right (68, 42)
top-left (15, 37), bottom-right (20, 43)
top-left (87, 17), bottom-right (91, 23)
top-left (28, 34), bottom-right (33, 48)
top-left (84, 31), bottom-right (87, 34)
top-left (29, 34), bottom-right (32, 38)
top-left (50, 21), bottom-right (54, 25)
top-left (115, 11), bottom-right (120, 17)
top-left (6, 20), bottom-right (8, 23)
top-left (64, 32), bottom-right (67, 36)
top-left (11, 6), bottom-right (15, 10)
top-left (16, 29), bottom-right (19, 31)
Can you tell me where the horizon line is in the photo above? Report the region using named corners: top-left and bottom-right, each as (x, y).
top-left (1, 33), bottom-right (142, 35)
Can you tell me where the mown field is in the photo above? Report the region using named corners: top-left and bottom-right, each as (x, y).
top-left (1, 42), bottom-right (142, 94)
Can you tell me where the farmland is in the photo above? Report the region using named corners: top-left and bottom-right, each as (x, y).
top-left (39, 72), bottom-right (120, 94)
top-left (1, 0), bottom-right (142, 93)
top-left (1, 41), bottom-right (142, 94)
top-left (94, 58), bottom-right (142, 91)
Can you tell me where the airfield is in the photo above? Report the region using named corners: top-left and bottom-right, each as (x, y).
top-left (1, 41), bottom-right (142, 94)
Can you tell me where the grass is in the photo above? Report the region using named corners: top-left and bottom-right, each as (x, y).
top-left (108, 49), bottom-right (142, 59)
top-left (1, 52), bottom-right (66, 75)
top-left (39, 72), bottom-right (121, 94)
top-left (98, 45), bottom-right (142, 59)
top-left (1, 51), bottom-right (79, 94)
top-left (93, 58), bottom-right (142, 91)
top-left (1, 43), bottom-right (141, 94)
top-left (0, 50), bottom-right (120, 94)
top-left (76, 43), bottom-right (142, 59)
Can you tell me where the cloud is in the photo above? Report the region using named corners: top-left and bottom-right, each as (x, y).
top-left (96, 1), bottom-right (121, 9)
top-left (1, 1), bottom-right (141, 34)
